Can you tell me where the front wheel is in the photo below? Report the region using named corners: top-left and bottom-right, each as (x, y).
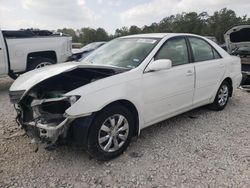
top-left (87, 105), bottom-right (135, 161)
top-left (209, 81), bottom-right (231, 111)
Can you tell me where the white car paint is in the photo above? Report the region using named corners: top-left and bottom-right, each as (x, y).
top-left (10, 33), bottom-right (242, 134)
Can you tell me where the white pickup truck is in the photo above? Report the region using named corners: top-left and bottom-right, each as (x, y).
top-left (0, 29), bottom-right (72, 79)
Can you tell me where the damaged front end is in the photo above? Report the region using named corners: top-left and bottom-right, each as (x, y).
top-left (15, 93), bottom-right (78, 144)
top-left (224, 25), bottom-right (250, 91)
top-left (9, 67), bottom-right (124, 145)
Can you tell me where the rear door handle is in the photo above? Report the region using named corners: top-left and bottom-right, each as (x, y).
top-left (186, 70), bottom-right (194, 76)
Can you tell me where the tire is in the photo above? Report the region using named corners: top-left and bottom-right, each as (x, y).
top-left (208, 80), bottom-right (231, 111)
top-left (87, 105), bottom-right (135, 161)
top-left (27, 57), bottom-right (55, 71)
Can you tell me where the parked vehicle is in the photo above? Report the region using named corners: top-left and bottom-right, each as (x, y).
top-left (224, 25), bottom-right (250, 91)
top-left (72, 43), bottom-right (83, 49)
top-left (9, 33), bottom-right (242, 160)
top-left (69, 42), bottom-right (106, 61)
top-left (0, 29), bottom-right (72, 79)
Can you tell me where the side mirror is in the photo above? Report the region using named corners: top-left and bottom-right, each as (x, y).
top-left (145, 59), bottom-right (172, 72)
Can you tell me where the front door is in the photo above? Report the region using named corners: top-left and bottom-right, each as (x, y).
top-left (142, 37), bottom-right (195, 124)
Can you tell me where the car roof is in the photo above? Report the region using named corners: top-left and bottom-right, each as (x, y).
top-left (121, 33), bottom-right (170, 39)
top-left (120, 33), bottom-right (202, 39)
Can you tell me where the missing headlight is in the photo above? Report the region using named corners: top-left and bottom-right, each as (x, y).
top-left (68, 95), bottom-right (81, 105)
top-left (9, 90), bottom-right (26, 103)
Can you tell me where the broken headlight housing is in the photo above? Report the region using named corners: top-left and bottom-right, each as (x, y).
top-left (9, 90), bottom-right (26, 104)
top-left (68, 95), bottom-right (80, 105)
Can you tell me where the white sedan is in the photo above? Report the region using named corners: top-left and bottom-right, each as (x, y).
top-left (9, 33), bottom-right (242, 160)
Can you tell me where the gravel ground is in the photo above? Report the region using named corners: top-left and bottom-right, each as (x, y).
top-left (0, 76), bottom-right (249, 188)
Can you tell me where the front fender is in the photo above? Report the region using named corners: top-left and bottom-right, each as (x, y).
top-left (65, 81), bottom-right (141, 115)
top-left (65, 80), bottom-right (144, 134)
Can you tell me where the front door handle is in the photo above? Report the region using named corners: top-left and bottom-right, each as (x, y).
top-left (186, 70), bottom-right (194, 76)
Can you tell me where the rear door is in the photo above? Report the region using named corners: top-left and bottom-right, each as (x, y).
top-left (187, 36), bottom-right (226, 105)
top-left (0, 31), bottom-right (8, 75)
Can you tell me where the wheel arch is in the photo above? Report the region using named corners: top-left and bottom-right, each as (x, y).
top-left (223, 77), bottom-right (233, 97)
top-left (27, 51), bottom-right (57, 64)
top-left (98, 99), bottom-right (140, 137)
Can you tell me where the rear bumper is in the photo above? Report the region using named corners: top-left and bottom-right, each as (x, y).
top-left (233, 73), bottom-right (243, 91)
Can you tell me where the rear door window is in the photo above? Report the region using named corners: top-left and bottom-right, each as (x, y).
top-left (188, 37), bottom-right (221, 62)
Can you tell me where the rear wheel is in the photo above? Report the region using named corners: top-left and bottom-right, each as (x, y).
top-left (209, 81), bottom-right (231, 111)
top-left (87, 105), bottom-right (134, 161)
top-left (27, 57), bottom-right (55, 71)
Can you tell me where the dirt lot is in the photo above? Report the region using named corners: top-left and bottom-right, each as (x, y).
top-left (0, 77), bottom-right (250, 188)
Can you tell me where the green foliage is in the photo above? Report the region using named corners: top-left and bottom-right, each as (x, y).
top-left (58, 8), bottom-right (250, 45)
top-left (57, 28), bottom-right (78, 42)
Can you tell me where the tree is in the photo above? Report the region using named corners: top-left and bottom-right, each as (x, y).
top-left (142, 23), bottom-right (159, 33)
top-left (79, 27), bottom-right (97, 44)
top-left (207, 8), bottom-right (244, 43)
top-left (129, 26), bottom-right (141, 34)
top-left (96, 28), bottom-right (109, 41)
top-left (57, 28), bottom-right (78, 42)
top-left (158, 15), bottom-right (176, 32)
top-left (56, 8), bottom-right (250, 45)
top-left (115, 27), bottom-right (129, 37)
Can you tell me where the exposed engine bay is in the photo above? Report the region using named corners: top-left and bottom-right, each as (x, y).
top-left (12, 67), bottom-right (126, 145)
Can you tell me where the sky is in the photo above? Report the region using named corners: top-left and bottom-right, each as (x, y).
top-left (0, 0), bottom-right (250, 34)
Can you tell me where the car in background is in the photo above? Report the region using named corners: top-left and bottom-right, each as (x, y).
top-left (72, 43), bottom-right (83, 49)
top-left (69, 42), bottom-right (106, 61)
top-left (9, 33), bottom-right (241, 160)
top-left (0, 29), bottom-right (72, 79)
top-left (224, 25), bottom-right (250, 90)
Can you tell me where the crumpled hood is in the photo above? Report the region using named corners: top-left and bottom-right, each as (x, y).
top-left (9, 62), bottom-right (121, 93)
top-left (10, 63), bottom-right (78, 92)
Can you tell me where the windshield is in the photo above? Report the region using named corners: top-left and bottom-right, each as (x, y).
top-left (81, 38), bottom-right (159, 68)
top-left (80, 42), bottom-right (105, 51)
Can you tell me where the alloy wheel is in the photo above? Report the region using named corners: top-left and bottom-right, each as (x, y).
top-left (218, 85), bottom-right (229, 106)
top-left (98, 114), bottom-right (129, 152)
top-left (35, 62), bottom-right (52, 69)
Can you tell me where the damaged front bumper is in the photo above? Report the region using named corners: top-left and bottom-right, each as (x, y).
top-left (11, 91), bottom-right (82, 145)
top-left (16, 114), bottom-right (73, 144)
top-left (15, 109), bottom-right (95, 148)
